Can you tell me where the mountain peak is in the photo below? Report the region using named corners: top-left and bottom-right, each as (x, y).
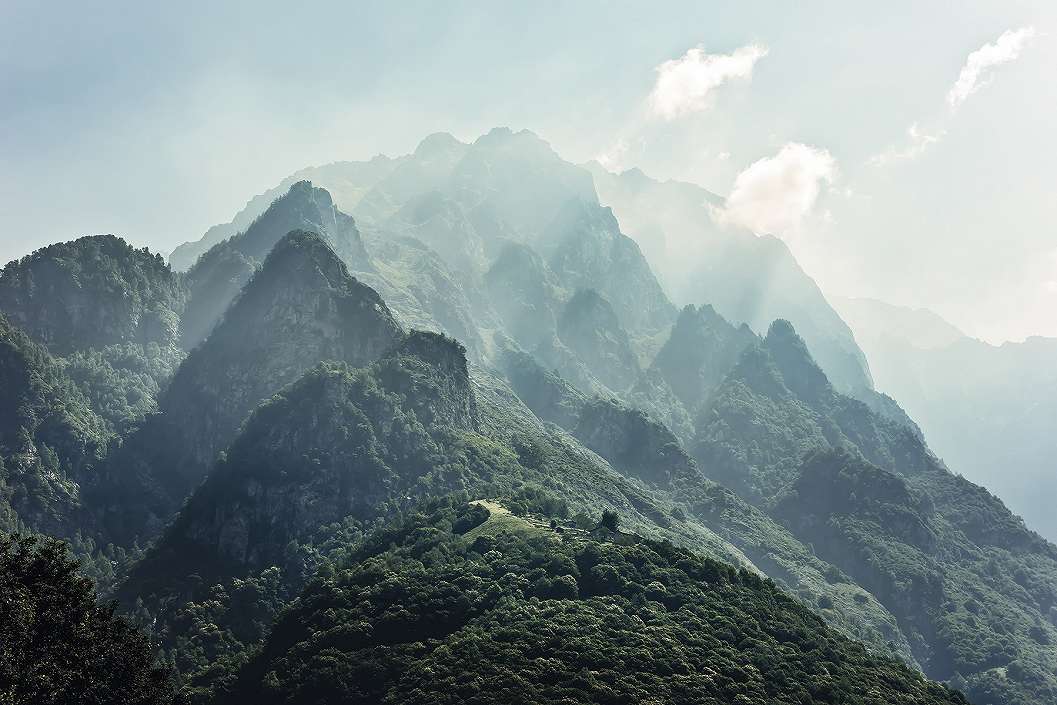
top-left (0, 234), bottom-right (184, 354)
top-left (652, 304), bottom-right (756, 410)
top-left (96, 227), bottom-right (402, 541)
top-left (263, 227), bottom-right (338, 265)
top-left (223, 181), bottom-right (361, 267)
top-left (282, 178), bottom-right (332, 207)
top-left (413, 131), bottom-right (465, 157)
top-left (180, 181), bottom-right (371, 349)
top-left (473, 126), bottom-right (556, 158)
top-left (765, 317), bottom-right (800, 342)
top-left (762, 318), bottom-right (832, 401)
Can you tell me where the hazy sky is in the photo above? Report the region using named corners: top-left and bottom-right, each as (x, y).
top-left (2, 1), bottom-right (1054, 343)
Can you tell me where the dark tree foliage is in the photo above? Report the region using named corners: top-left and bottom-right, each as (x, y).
top-left (0, 234), bottom-right (185, 355)
top-left (0, 532), bottom-right (177, 705)
top-left (92, 229), bottom-right (402, 544)
top-left (0, 314), bottom-right (110, 536)
top-left (693, 321), bottom-right (1057, 704)
top-left (226, 504), bottom-right (967, 705)
top-left (62, 341), bottom-right (184, 437)
top-left (599, 508), bottom-right (621, 531)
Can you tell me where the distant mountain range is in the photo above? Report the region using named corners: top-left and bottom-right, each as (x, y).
top-left (835, 296), bottom-right (1057, 544)
top-left (171, 130), bottom-right (872, 394)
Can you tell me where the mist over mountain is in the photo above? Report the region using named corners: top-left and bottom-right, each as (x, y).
top-left (173, 130), bottom-right (867, 393)
top-left (836, 296), bottom-right (1057, 544)
top-left (1, 126), bottom-right (1055, 705)
top-left (587, 163), bottom-right (874, 397)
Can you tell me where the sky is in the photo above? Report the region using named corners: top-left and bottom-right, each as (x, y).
top-left (1, 1), bottom-right (1054, 343)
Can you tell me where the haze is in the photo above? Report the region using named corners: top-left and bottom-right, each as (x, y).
top-left (2, 0), bottom-right (1054, 343)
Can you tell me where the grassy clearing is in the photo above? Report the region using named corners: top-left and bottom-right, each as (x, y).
top-left (463, 499), bottom-right (554, 542)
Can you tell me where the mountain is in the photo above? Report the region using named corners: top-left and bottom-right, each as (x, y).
top-left (148, 130), bottom-right (1057, 705)
top-left (0, 234), bottom-right (185, 355)
top-left (181, 180), bottom-right (370, 349)
top-left (94, 230), bottom-right (402, 542)
top-left (172, 133), bottom-right (865, 397)
top-left (688, 319), bottom-right (1057, 704)
top-left (494, 347), bottom-right (917, 663)
top-left (834, 296), bottom-right (966, 350)
top-left (835, 296), bottom-right (1057, 544)
top-left (224, 502), bottom-right (967, 705)
top-left (554, 288), bottom-right (640, 392)
top-left (0, 314), bottom-right (110, 536)
top-left (541, 199), bottom-right (676, 341)
top-left (166, 156), bottom-right (402, 272)
top-left (586, 162), bottom-right (874, 395)
top-left (119, 321), bottom-right (927, 696)
top-left (0, 234), bottom-right (187, 446)
top-left (649, 304), bottom-right (758, 415)
top-left (171, 130), bottom-right (675, 366)
top-left (120, 332), bottom-right (476, 597)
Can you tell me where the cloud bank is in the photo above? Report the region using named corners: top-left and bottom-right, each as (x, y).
top-left (948, 27), bottom-right (1036, 111)
top-left (648, 44), bottom-right (768, 120)
top-left (717, 142), bottom-right (836, 235)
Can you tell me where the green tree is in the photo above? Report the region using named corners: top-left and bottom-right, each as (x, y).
top-left (0, 533), bottom-right (177, 705)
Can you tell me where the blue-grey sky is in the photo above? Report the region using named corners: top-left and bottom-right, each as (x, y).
top-left (2, 1), bottom-right (1054, 343)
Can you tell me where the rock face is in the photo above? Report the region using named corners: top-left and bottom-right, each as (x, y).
top-left (572, 397), bottom-right (696, 488)
top-left (386, 191), bottom-right (489, 274)
top-left (0, 315), bottom-right (109, 536)
top-left (0, 235), bottom-right (185, 355)
top-left (377, 330), bottom-right (478, 430)
top-left (181, 181), bottom-right (371, 348)
top-left (96, 230), bottom-right (402, 541)
top-left (354, 233), bottom-right (487, 358)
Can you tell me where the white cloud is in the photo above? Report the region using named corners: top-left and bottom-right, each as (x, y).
top-left (716, 142), bottom-right (836, 235)
top-left (648, 44), bottom-right (768, 120)
top-left (870, 27), bottom-right (1037, 168)
top-left (869, 122), bottom-right (946, 166)
top-left (948, 27), bottom-right (1036, 110)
